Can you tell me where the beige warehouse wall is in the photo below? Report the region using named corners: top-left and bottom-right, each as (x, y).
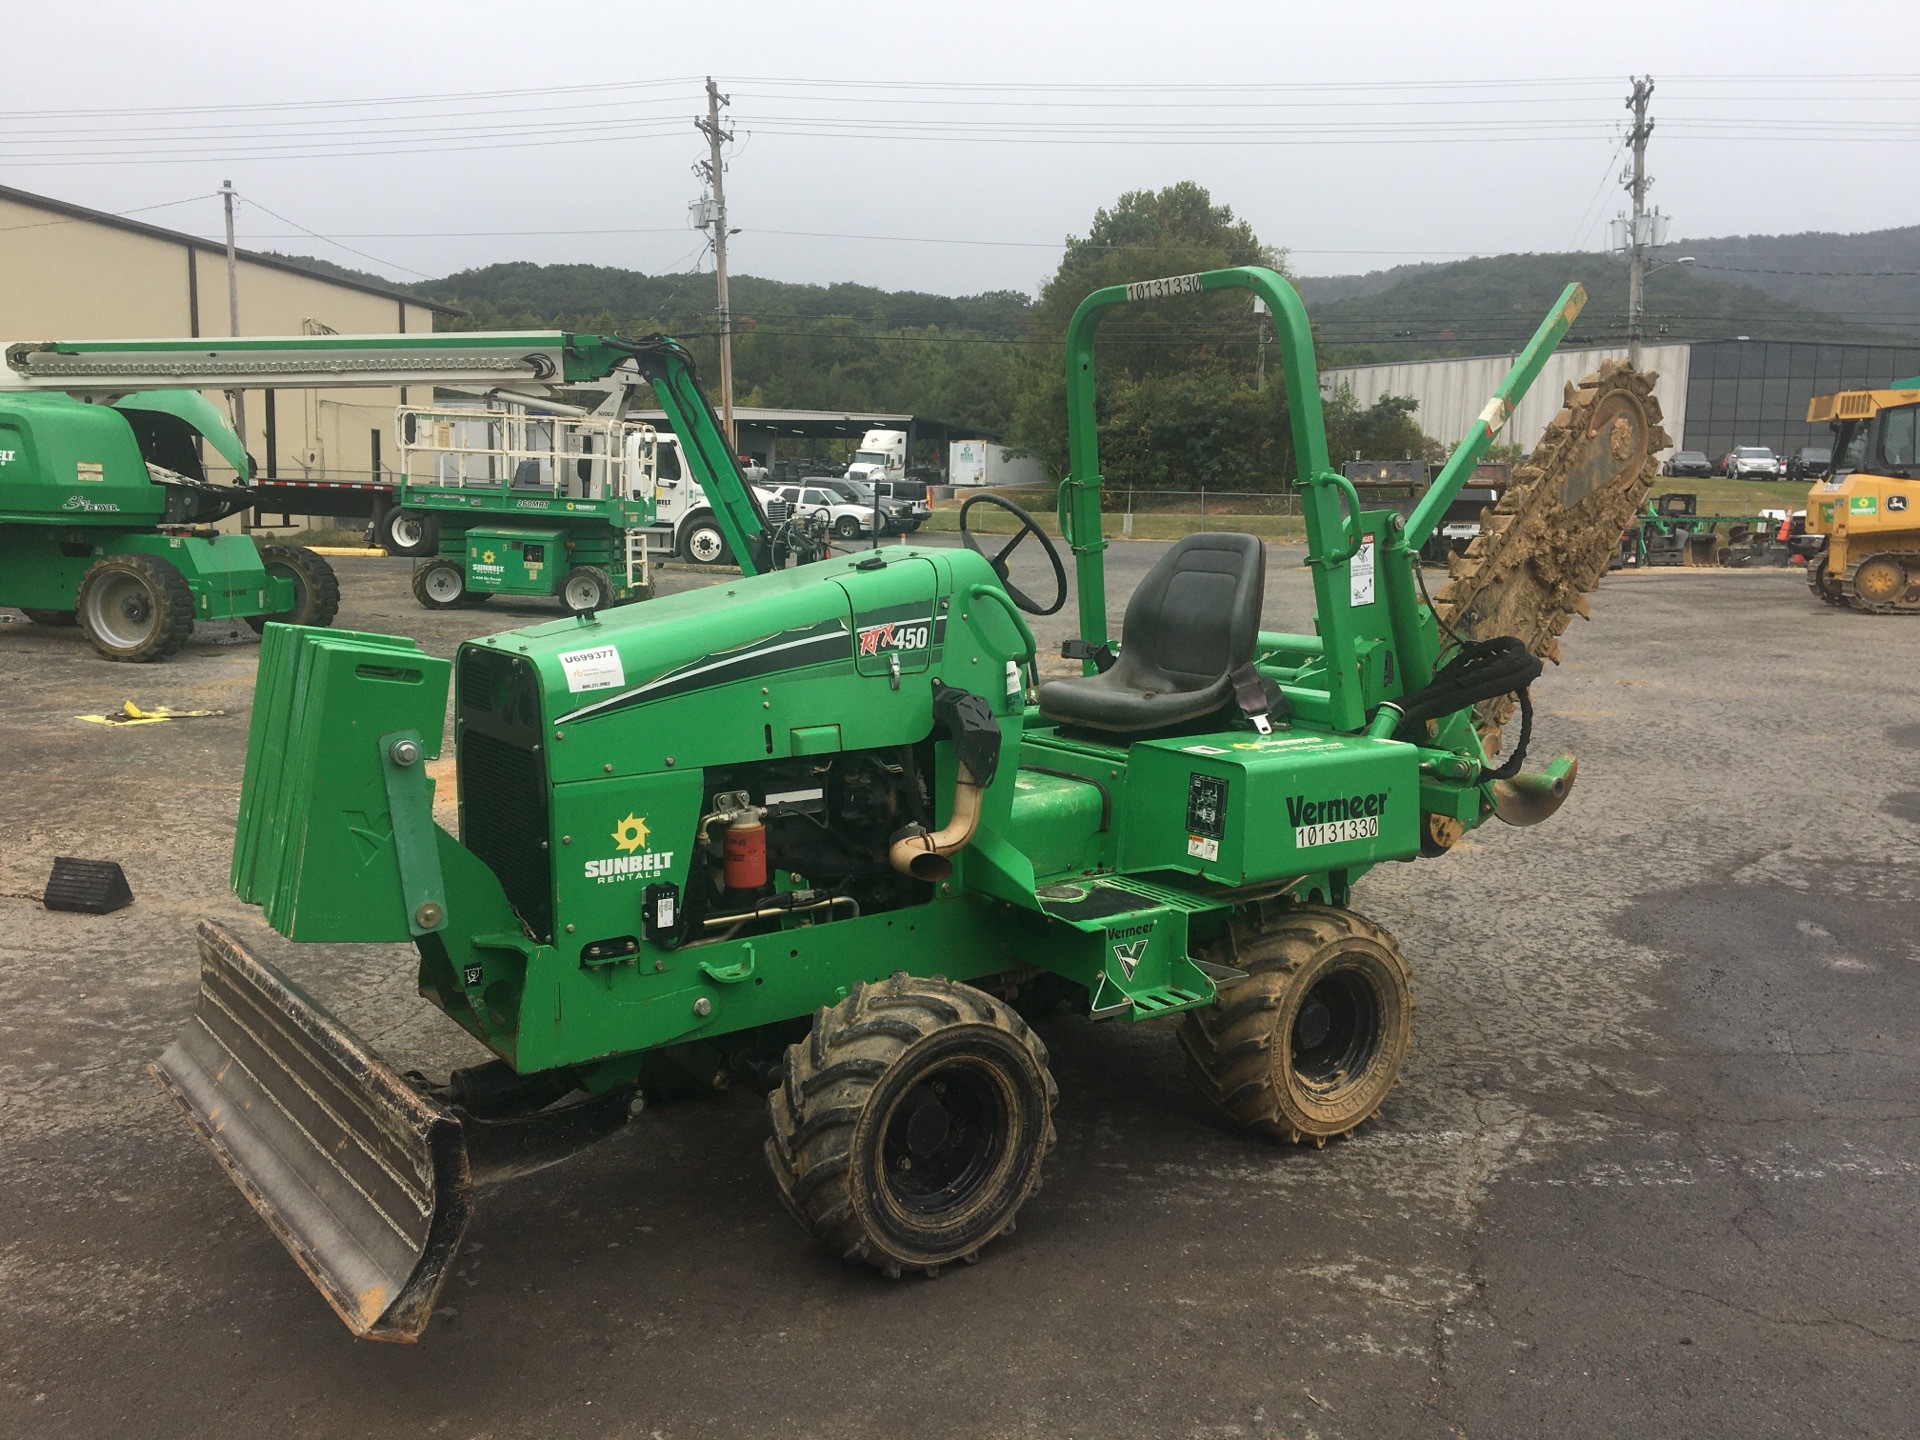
top-left (0, 194), bottom-right (198, 336)
top-left (1, 193), bottom-right (439, 504)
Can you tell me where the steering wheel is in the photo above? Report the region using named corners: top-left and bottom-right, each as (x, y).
top-left (958, 493), bottom-right (1068, 616)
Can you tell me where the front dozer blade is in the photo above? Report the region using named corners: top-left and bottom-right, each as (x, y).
top-left (151, 920), bottom-right (473, 1343)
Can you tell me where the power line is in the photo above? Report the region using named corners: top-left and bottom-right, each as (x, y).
top-left (0, 190), bottom-right (220, 233)
top-left (237, 196), bottom-right (432, 279)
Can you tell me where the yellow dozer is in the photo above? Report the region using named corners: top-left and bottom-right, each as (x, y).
top-left (1803, 379), bottom-right (1920, 613)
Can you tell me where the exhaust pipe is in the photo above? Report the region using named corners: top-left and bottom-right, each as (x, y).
top-left (888, 764), bottom-right (985, 882)
top-left (887, 680), bottom-right (1004, 883)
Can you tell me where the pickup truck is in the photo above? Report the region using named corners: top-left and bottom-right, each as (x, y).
top-left (770, 483), bottom-right (876, 540)
top-left (810, 477), bottom-right (927, 534)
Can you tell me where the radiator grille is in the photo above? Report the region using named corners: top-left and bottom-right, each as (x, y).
top-left (459, 728), bottom-right (552, 940)
top-left (458, 650), bottom-right (496, 712)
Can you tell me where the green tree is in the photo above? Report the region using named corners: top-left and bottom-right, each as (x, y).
top-left (1321, 387), bottom-right (1443, 465)
top-left (1007, 182), bottom-right (1293, 489)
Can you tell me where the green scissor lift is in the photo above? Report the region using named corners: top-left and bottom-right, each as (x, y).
top-left (151, 271), bottom-right (1628, 1340)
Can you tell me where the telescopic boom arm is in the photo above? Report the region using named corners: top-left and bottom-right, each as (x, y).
top-left (1, 329), bottom-right (768, 575)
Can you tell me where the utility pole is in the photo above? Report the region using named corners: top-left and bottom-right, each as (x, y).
top-left (695, 79), bottom-right (736, 452)
top-left (221, 179), bottom-right (246, 447)
top-left (221, 179), bottom-right (251, 530)
top-left (1623, 77), bottom-right (1654, 369)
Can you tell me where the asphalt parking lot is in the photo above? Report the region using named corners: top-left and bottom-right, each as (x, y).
top-left (1, 538), bottom-right (1915, 1439)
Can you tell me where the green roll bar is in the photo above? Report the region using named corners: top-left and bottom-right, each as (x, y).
top-left (1055, 268), bottom-right (1587, 732)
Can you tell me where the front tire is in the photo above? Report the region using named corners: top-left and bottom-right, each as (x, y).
top-left (560, 565), bottom-right (614, 615)
top-left (833, 515), bottom-right (863, 540)
top-left (411, 559), bottom-right (468, 610)
top-left (380, 508), bottom-right (439, 558)
top-left (679, 515), bottom-right (731, 565)
top-left (75, 553), bottom-right (195, 663)
top-left (1178, 905), bottom-right (1413, 1145)
top-left (767, 973), bottom-right (1057, 1277)
top-left (245, 544), bottom-right (340, 633)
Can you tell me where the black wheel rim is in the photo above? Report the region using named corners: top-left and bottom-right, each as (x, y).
top-left (879, 1060), bottom-right (1009, 1217)
top-left (1291, 967), bottom-right (1382, 1094)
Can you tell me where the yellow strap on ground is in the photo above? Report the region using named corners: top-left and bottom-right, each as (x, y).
top-left (77, 701), bottom-right (225, 725)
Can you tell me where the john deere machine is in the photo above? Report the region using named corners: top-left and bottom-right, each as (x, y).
top-left (1804, 377), bottom-right (1920, 612)
top-left (148, 270), bottom-right (1663, 1341)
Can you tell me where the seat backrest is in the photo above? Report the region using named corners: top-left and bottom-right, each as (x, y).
top-left (1119, 532), bottom-right (1265, 688)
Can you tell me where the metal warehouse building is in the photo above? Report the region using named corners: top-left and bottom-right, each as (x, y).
top-left (1323, 338), bottom-right (1920, 463)
top-left (0, 183), bottom-right (455, 489)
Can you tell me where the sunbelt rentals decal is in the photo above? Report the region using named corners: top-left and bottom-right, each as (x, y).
top-left (584, 812), bottom-right (675, 882)
top-left (1288, 790), bottom-right (1388, 848)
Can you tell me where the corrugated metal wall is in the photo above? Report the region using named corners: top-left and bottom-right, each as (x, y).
top-left (1319, 344), bottom-right (1690, 460)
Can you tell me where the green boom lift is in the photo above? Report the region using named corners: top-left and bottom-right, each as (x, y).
top-left (0, 381), bottom-right (340, 660)
top-left (150, 271), bottom-right (1660, 1341)
top-left (1, 332), bottom-right (773, 656)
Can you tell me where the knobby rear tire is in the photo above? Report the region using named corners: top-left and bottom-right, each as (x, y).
top-left (1178, 904), bottom-right (1413, 1145)
top-left (766, 972), bottom-right (1057, 1278)
top-left (75, 553), bottom-right (195, 663)
top-left (246, 544), bottom-right (341, 633)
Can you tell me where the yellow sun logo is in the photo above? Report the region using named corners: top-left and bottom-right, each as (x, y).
top-left (482, 549), bottom-right (497, 563)
top-left (611, 814), bottom-right (650, 853)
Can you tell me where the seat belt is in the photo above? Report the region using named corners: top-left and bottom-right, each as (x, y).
top-left (1229, 663), bottom-right (1289, 735)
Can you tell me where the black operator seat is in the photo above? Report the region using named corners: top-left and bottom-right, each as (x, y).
top-left (1038, 531), bottom-right (1266, 733)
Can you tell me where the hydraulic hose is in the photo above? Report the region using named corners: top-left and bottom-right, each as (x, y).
top-left (1389, 635), bottom-right (1543, 783)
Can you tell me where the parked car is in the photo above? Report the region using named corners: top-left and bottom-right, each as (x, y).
top-left (770, 456), bottom-right (844, 485)
top-left (1785, 446), bottom-right (1832, 482)
top-left (771, 483), bottom-right (876, 541)
top-left (1664, 449), bottom-right (1714, 479)
top-left (810, 477), bottom-right (926, 535)
top-left (1718, 445), bottom-right (1780, 479)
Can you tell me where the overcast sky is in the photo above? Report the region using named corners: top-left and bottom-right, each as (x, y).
top-left (6, 0), bottom-right (1915, 297)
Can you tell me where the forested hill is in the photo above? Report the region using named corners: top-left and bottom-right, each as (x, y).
top-left (1299, 224), bottom-right (1920, 362)
top-left (1301, 249), bottom-right (1908, 365)
top-left (417, 262), bottom-right (1031, 338)
top-left (256, 219), bottom-right (1918, 434)
top-left (1664, 225), bottom-right (1920, 329)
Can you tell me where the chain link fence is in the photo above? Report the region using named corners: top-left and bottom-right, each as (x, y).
top-left (925, 487), bottom-right (1308, 541)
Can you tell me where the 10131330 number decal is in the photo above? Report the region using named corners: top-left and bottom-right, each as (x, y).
top-left (1294, 814), bottom-right (1379, 849)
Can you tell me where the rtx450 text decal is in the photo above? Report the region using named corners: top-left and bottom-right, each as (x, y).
top-left (857, 616), bottom-right (933, 656)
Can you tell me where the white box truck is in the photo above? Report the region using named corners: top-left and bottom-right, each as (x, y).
top-left (949, 438), bottom-right (1045, 488)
